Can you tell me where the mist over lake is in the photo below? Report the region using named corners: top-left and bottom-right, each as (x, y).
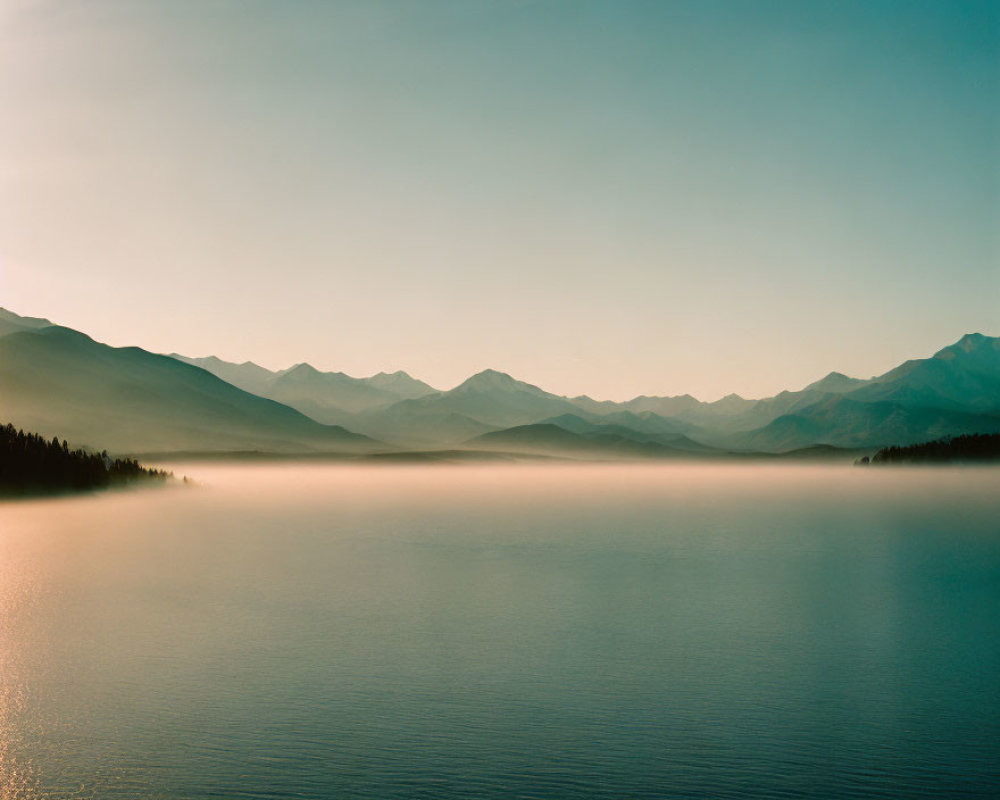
top-left (2, 463), bottom-right (998, 799)
top-left (3, 0), bottom-right (997, 796)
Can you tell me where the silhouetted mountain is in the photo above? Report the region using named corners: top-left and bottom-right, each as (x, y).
top-left (354, 406), bottom-right (498, 448)
top-left (112, 331), bottom-right (1000, 453)
top-left (171, 354), bottom-right (276, 395)
top-left (540, 413), bottom-right (714, 452)
top-left (450, 369), bottom-right (550, 397)
top-left (803, 371), bottom-right (869, 393)
top-left (706, 393), bottom-right (755, 414)
top-left (621, 394), bottom-right (703, 417)
top-left (465, 423), bottom-right (714, 459)
top-left (685, 388), bottom-right (841, 441)
top-left (597, 409), bottom-right (691, 434)
top-left (571, 393), bottom-right (704, 418)
top-left (566, 395), bottom-right (625, 415)
top-left (0, 307), bottom-right (52, 337)
top-left (734, 395), bottom-right (1000, 453)
top-left (663, 334), bottom-right (1000, 451)
top-left (364, 370), bottom-right (437, 399)
top-left (265, 363), bottom-right (400, 423)
top-left (664, 394), bottom-right (763, 434)
top-left (361, 369), bottom-right (584, 445)
top-left (3, 309), bottom-right (997, 458)
top-left (845, 333), bottom-right (1000, 412)
top-left (171, 354), bottom-right (437, 424)
top-left (0, 326), bottom-right (380, 454)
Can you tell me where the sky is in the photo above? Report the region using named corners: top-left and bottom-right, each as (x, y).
top-left (0, 0), bottom-right (997, 401)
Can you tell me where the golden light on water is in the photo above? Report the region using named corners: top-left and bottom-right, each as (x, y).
top-left (0, 527), bottom-right (42, 800)
top-left (1, 465), bottom-right (999, 798)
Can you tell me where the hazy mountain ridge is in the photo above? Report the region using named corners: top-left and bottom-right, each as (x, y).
top-left (2, 309), bottom-right (996, 457)
top-left (172, 354), bottom-right (438, 426)
top-left (0, 324), bottom-right (381, 455)
top-left (804, 371), bottom-right (869, 394)
top-left (176, 329), bottom-right (1000, 454)
top-left (364, 370), bottom-right (439, 399)
top-left (347, 369), bottom-right (587, 445)
top-left (0, 307), bottom-right (52, 338)
top-left (723, 333), bottom-right (1000, 452)
top-left (843, 333), bottom-right (1000, 412)
top-left (537, 414), bottom-right (717, 453)
top-left (170, 354), bottom-right (276, 395)
top-left (732, 396), bottom-right (1000, 453)
top-left (466, 423), bottom-right (717, 460)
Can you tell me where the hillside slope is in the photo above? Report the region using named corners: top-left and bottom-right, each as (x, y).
top-left (0, 327), bottom-right (380, 454)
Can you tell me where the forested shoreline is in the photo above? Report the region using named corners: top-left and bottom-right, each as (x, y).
top-left (1, 423), bottom-right (169, 494)
top-left (860, 433), bottom-right (1000, 464)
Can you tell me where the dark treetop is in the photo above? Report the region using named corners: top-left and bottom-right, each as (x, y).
top-left (865, 433), bottom-right (1000, 464)
top-left (0, 423), bottom-right (168, 494)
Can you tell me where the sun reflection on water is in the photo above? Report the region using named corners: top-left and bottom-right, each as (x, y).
top-left (0, 464), bottom-right (998, 799)
top-left (0, 548), bottom-right (42, 800)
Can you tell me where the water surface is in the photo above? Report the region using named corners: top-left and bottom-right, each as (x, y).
top-left (1, 463), bottom-right (998, 798)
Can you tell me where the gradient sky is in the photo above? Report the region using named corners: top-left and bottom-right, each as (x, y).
top-left (1, 0), bottom-right (997, 400)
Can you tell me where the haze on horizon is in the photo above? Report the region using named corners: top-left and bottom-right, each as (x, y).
top-left (0, 0), bottom-right (996, 402)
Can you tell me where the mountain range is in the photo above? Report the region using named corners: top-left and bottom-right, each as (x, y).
top-left (0, 309), bottom-right (378, 455)
top-left (171, 354), bottom-right (438, 427)
top-left (1, 307), bottom-right (997, 459)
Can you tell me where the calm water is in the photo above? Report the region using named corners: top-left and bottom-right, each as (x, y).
top-left (1, 463), bottom-right (998, 799)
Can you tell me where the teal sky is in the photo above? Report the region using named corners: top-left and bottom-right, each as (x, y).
top-left (1, 0), bottom-right (997, 400)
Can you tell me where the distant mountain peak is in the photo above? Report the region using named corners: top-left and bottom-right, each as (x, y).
top-left (283, 362), bottom-right (321, 377)
top-left (950, 332), bottom-right (991, 352)
top-left (367, 369), bottom-right (419, 382)
top-left (454, 369), bottom-right (527, 392)
top-left (472, 368), bottom-right (512, 381)
top-left (172, 353), bottom-right (269, 372)
top-left (697, 392), bottom-right (755, 416)
top-left (803, 371), bottom-right (867, 394)
top-left (0, 307), bottom-right (54, 332)
top-left (363, 370), bottom-right (438, 399)
top-left (934, 332), bottom-right (998, 362)
top-left (715, 393), bottom-right (744, 403)
top-left (630, 392), bottom-right (699, 403)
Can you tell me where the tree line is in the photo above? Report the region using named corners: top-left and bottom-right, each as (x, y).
top-left (0, 423), bottom-right (168, 493)
top-left (863, 433), bottom-right (1000, 464)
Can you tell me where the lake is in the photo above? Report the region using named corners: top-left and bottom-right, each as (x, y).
top-left (1, 462), bottom-right (998, 799)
